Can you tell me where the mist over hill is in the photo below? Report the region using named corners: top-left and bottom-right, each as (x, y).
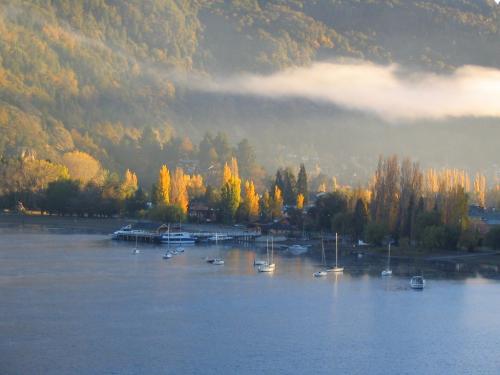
top-left (1, 0), bottom-right (500, 185)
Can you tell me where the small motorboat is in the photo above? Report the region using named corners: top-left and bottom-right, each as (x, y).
top-left (381, 269), bottom-right (393, 277)
top-left (132, 248), bottom-right (140, 255)
top-left (205, 257), bottom-right (216, 263)
top-left (410, 276), bottom-right (425, 289)
top-left (212, 258), bottom-right (224, 265)
top-left (176, 247), bottom-right (185, 253)
top-left (163, 252), bottom-right (173, 259)
top-left (287, 244), bottom-right (309, 255)
top-left (314, 271), bottom-right (328, 277)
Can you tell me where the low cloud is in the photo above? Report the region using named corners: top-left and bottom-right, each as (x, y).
top-left (198, 61), bottom-right (500, 121)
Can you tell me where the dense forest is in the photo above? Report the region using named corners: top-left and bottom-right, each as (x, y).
top-left (2, 0), bottom-right (500, 185)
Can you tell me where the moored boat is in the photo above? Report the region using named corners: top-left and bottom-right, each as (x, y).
top-left (212, 258), bottom-right (224, 265)
top-left (160, 232), bottom-right (196, 244)
top-left (287, 244), bottom-right (309, 255)
top-left (381, 242), bottom-right (393, 276)
top-left (410, 276), bottom-right (425, 289)
top-left (314, 270), bottom-right (328, 277)
top-left (327, 233), bottom-right (344, 273)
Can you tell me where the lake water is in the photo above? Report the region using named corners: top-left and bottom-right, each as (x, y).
top-left (1, 224), bottom-right (500, 374)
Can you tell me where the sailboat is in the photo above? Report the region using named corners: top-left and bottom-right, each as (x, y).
top-left (381, 242), bottom-right (393, 276)
top-left (254, 239), bottom-right (268, 266)
top-left (132, 235), bottom-right (140, 254)
top-left (163, 224), bottom-right (171, 259)
top-left (328, 233), bottom-right (343, 273)
top-left (212, 233), bottom-right (225, 265)
top-left (314, 238), bottom-right (328, 277)
top-left (258, 237), bottom-right (275, 272)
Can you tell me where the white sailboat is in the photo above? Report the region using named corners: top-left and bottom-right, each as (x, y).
top-left (328, 233), bottom-right (343, 273)
top-left (211, 233), bottom-right (224, 265)
top-left (254, 239), bottom-right (268, 266)
top-left (258, 237), bottom-right (275, 272)
top-left (314, 238), bottom-right (328, 277)
top-left (163, 224), bottom-right (171, 259)
top-left (132, 235), bottom-right (140, 254)
top-left (381, 243), bottom-right (392, 276)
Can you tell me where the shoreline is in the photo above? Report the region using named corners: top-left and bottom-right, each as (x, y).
top-left (2, 213), bottom-right (500, 267)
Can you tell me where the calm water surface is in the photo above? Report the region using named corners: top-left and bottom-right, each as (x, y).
top-left (1, 225), bottom-right (500, 374)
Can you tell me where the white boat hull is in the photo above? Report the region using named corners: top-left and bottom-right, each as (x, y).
top-left (381, 269), bottom-right (393, 276)
top-left (329, 267), bottom-right (344, 273)
top-left (258, 265), bottom-right (274, 272)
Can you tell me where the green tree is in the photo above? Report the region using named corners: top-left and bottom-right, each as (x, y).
top-left (297, 163), bottom-right (308, 204)
top-left (45, 179), bottom-right (80, 215)
top-left (353, 198), bottom-right (369, 241)
top-left (485, 227), bottom-right (500, 250)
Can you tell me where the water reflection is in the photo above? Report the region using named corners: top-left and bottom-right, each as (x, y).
top-left (1, 229), bottom-right (500, 374)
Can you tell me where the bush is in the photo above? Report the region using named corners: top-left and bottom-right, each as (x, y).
top-left (421, 226), bottom-right (446, 250)
top-left (364, 222), bottom-right (387, 246)
top-left (485, 226), bottom-right (500, 250)
top-left (149, 204), bottom-right (185, 223)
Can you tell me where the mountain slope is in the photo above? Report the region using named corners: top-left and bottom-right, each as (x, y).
top-left (1, 0), bottom-right (500, 184)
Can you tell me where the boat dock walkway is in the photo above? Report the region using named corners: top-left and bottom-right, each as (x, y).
top-left (112, 230), bottom-right (260, 243)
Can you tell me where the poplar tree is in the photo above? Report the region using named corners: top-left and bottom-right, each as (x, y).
top-left (219, 158), bottom-right (242, 222)
top-left (171, 167), bottom-right (189, 213)
top-left (155, 165), bottom-right (170, 205)
top-left (243, 180), bottom-right (260, 221)
top-left (297, 164), bottom-right (308, 204)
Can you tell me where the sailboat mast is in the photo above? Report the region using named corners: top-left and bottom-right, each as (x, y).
top-left (266, 238), bottom-right (269, 263)
top-left (167, 224), bottom-right (170, 250)
top-left (321, 238), bottom-right (325, 267)
top-left (335, 232), bottom-right (338, 267)
top-left (271, 236), bottom-right (274, 264)
top-left (388, 243), bottom-right (391, 268)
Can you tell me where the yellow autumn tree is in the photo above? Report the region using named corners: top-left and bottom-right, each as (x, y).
top-left (271, 185), bottom-right (283, 218)
top-left (61, 151), bottom-right (104, 184)
top-left (473, 173), bottom-right (487, 207)
top-left (187, 174), bottom-right (206, 199)
top-left (296, 193), bottom-right (304, 210)
top-left (121, 169), bottom-right (138, 199)
top-left (244, 180), bottom-right (260, 221)
top-left (156, 165), bottom-right (170, 205)
top-left (171, 167), bottom-right (189, 213)
top-left (222, 162), bottom-right (232, 186)
top-left (220, 158), bottom-right (242, 222)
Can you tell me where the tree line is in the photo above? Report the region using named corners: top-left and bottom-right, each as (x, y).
top-left (2, 151), bottom-right (500, 251)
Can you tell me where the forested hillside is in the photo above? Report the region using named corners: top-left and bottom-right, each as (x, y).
top-left (1, 0), bottom-right (500, 187)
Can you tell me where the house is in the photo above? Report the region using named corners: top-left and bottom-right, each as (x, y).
top-left (188, 202), bottom-right (217, 223)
